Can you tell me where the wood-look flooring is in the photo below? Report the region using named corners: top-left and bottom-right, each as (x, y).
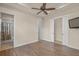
top-left (0, 41), bottom-right (13, 51)
top-left (0, 40), bottom-right (79, 56)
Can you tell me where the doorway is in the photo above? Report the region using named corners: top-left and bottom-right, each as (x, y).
top-left (0, 12), bottom-right (14, 51)
top-left (54, 18), bottom-right (63, 44)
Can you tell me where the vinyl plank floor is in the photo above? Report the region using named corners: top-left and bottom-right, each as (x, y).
top-left (0, 40), bottom-right (79, 56)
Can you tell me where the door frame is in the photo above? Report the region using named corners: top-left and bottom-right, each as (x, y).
top-left (51, 15), bottom-right (69, 46)
top-left (0, 12), bottom-right (15, 48)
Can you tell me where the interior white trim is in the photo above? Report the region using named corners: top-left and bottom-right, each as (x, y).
top-left (51, 15), bottom-right (69, 46)
top-left (50, 18), bottom-right (54, 42)
top-left (62, 16), bottom-right (69, 46)
top-left (14, 39), bottom-right (38, 48)
top-left (0, 13), bottom-right (1, 45)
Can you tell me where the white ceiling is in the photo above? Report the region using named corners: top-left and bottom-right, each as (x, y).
top-left (19, 3), bottom-right (69, 16)
top-left (26, 3), bottom-right (66, 8)
top-left (1, 3), bottom-right (79, 17)
top-left (25, 3), bottom-right (69, 16)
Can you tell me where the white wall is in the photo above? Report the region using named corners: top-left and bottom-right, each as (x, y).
top-left (54, 18), bottom-right (62, 42)
top-left (56, 13), bottom-right (79, 50)
top-left (41, 17), bottom-right (54, 42)
top-left (67, 12), bottom-right (79, 50)
top-left (42, 4), bottom-right (79, 49)
top-left (53, 13), bottom-right (79, 50)
top-left (0, 6), bottom-right (39, 47)
top-left (45, 9), bottom-right (79, 50)
top-left (38, 18), bottom-right (44, 40)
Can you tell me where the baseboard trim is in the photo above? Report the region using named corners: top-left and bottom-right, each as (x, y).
top-left (14, 40), bottom-right (39, 48)
top-left (14, 39), bottom-right (79, 51)
top-left (40, 40), bottom-right (79, 50)
top-left (41, 39), bottom-right (54, 42)
top-left (54, 40), bottom-right (62, 45)
top-left (65, 45), bottom-right (79, 50)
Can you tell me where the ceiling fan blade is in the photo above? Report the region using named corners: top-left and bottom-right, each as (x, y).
top-left (45, 8), bottom-right (55, 10)
top-left (43, 10), bottom-right (48, 15)
top-left (37, 11), bottom-right (42, 15)
top-left (32, 8), bottom-right (40, 10)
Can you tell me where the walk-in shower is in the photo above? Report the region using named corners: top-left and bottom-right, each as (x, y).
top-left (0, 12), bottom-right (14, 51)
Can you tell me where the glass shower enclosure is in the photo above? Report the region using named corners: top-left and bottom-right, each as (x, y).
top-left (0, 12), bottom-right (14, 51)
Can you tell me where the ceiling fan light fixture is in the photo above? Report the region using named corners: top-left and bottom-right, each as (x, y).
top-left (32, 3), bottom-right (55, 15)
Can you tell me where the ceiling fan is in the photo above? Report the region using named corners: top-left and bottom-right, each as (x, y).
top-left (32, 3), bottom-right (55, 15)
